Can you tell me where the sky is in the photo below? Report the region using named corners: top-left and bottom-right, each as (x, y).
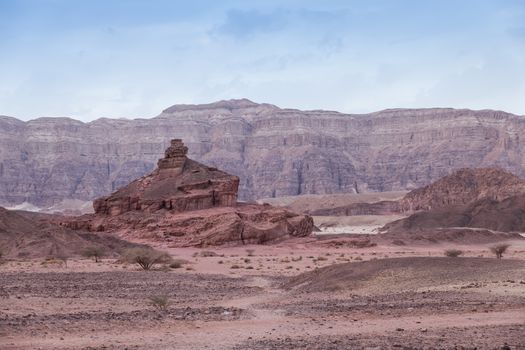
top-left (1, 0), bottom-right (524, 121)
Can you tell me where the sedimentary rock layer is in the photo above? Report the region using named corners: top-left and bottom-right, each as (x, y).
top-left (61, 139), bottom-right (314, 247)
top-left (2, 99), bottom-right (525, 206)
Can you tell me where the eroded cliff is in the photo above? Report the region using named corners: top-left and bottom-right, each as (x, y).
top-left (1, 99), bottom-right (525, 206)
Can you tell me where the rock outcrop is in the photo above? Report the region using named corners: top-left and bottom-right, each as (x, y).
top-left (93, 139), bottom-right (239, 216)
top-left (62, 140), bottom-right (313, 246)
top-left (382, 168), bottom-right (525, 240)
top-left (2, 100), bottom-right (525, 207)
top-left (399, 168), bottom-right (525, 211)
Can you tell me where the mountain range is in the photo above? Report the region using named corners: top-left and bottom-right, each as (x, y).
top-left (1, 99), bottom-right (524, 207)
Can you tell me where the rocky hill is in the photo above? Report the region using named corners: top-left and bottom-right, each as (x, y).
top-left (399, 168), bottom-right (525, 211)
top-left (61, 139), bottom-right (313, 247)
top-left (383, 168), bottom-right (525, 240)
top-left (0, 207), bottom-right (143, 259)
top-left (2, 99), bottom-right (525, 207)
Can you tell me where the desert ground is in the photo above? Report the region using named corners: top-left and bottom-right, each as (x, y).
top-left (1, 235), bottom-right (524, 350)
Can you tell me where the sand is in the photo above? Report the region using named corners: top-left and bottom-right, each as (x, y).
top-left (1, 237), bottom-right (524, 349)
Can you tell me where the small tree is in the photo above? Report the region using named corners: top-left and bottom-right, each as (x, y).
top-left (444, 249), bottom-right (463, 258)
top-left (82, 247), bottom-right (105, 262)
top-left (490, 244), bottom-right (510, 259)
top-left (123, 248), bottom-right (172, 270)
top-left (148, 295), bottom-right (170, 312)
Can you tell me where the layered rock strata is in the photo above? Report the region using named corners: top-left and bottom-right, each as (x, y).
top-left (62, 140), bottom-right (313, 246)
top-left (2, 100), bottom-right (525, 207)
top-left (93, 139), bottom-right (239, 216)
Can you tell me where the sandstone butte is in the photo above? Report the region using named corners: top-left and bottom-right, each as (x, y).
top-left (60, 139), bottom-right (314, 247)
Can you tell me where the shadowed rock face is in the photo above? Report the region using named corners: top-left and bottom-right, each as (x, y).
top-left (2, 99), bottom-right (525, 207)
top-left (62, 139), bottom-right (313, 247)
top-left (0, 207), bottom-right (144, 259)
top-left (398, 167), bottom-right (525, 211)
top-left (382, 168), bottom-right (525, 240)
top-left (93, 139), bottom-right (239, 216)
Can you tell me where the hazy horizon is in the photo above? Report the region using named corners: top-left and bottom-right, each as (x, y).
top-left (2, 97), bottom-right (525, 123)
top-left (1, 0), bottom-right (524, 121)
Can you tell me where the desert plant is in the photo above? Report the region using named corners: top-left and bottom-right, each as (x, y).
top-left (56, 253), bottom-right (70, 268)
top-left (444, 249), bottom-right (463, 258)
top-left (123, 248), bottom-right (172, 270)
top-left (82, 247), bottom-right (105, 262)
top-left (490, 244), bottom-right (510, 259)
top-left (148, 295), bottom-right (170, 311)
top-left (199, 250), bottom-right (218, 257)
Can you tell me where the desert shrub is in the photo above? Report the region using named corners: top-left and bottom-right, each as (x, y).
top-left (148, 295), bottom-right (170, 311)
top-left (123, 248), bottom-right (172, 270)
top-left (169, 259), bottom-right (188, 269)
top-left (490, 244), bottom-right (510, 259)
top-left (199, 250), bottom-right (218, 257)
top-left (316, 256), bottom-right (328, 261)
top-left (444, 249), bottom-right (463, 258)
top-left (169, 261), bottom-right (182, 269)
top-left (243, 258), bottom-right (251, 263)
top-left (82, 247), bottom-right (105, 262)
top-left (230, 264), bottom-right (241, 269)
top-left (57, 254), bottom-right (69, 267)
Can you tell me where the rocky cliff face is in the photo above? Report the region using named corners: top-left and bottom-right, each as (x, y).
top-left (1, 99), bottom-right (525, 206)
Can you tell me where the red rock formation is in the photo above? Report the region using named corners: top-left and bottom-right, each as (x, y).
top-left (399, 168), bottom-right (525, 211)
top-left (93, 139), bottom-right (239, 216)
top-left (382, 168), bottom-right (525, 241)
top-left (63, 140), bottom-right (313, 246)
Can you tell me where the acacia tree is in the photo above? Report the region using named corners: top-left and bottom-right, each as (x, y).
top-left (490, 244), bottom-right (510, 259)
top-left (123, 248), bottom-right (172, 270)
top-left (82, 247), bottom-right (105, 262)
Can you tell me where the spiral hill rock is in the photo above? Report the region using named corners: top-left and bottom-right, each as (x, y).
top-left (62, 139), bottom-right (313, 247)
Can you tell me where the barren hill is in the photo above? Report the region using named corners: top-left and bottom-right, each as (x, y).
top-left (386, 193), bottom-right (525, 235)
top-left (285, 257), bottom-right (525, 293)
top-left (399, 168), bottom-right (525, 211)
top-left (0, 207), bottom-right (141, 259)
top-left (383, 168), bottom-right (525, 238)
top-left (2, 100), bottom-right (525, 207)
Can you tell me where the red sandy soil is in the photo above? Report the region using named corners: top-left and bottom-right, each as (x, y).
top-left (1, 238), bottom-right (524, 350)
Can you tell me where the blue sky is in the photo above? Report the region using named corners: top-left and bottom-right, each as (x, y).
top-left (1, 0), bottom-right (524, 121)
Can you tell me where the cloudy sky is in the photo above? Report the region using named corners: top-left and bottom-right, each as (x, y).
top-left (1, 0), bottom-right (524, 121)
